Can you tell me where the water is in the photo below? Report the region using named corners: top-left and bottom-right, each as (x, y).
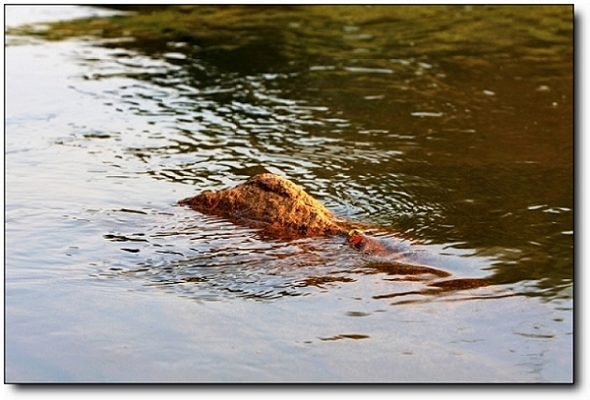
top-left (4, 5), bottom-right (573, 383)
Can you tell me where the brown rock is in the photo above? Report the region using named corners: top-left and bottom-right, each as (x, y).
top-left (179, 174), bottom-right (490, 292)
top-left (179, 173), bottom-right (351, 238)
top-left (346, 229), bottom-right (392, 257)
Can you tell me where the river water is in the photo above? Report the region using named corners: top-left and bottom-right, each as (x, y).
top-left (4, 5), bottom-right (573, 383)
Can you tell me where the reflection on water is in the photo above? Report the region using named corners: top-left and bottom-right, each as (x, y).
top-left (8, 4), bottom-right (572, 300)
top-left (58, 8), bottom-right (572, 301)
top-left (95, 205), bottom-right (498, 304)
top-left (5, 5), bottom-right (573, 383)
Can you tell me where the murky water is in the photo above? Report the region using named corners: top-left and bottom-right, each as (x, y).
top-left (4, 5), bottom-right (573, 383)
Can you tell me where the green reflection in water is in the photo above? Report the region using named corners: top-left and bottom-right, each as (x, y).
top-left (9, 5), bottom-right (573, 300)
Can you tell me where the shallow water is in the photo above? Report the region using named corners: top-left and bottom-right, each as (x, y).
top-left (4, 5), bottom-right (573, 383)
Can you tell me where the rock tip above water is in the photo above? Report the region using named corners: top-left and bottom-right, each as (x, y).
top-left (179, 173), bottom-right (349, 237)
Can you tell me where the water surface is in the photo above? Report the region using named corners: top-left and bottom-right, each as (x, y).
top-left (4, 5), bottom-right (573, 383)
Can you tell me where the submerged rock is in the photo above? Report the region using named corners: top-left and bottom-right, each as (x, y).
top-left (346, 229), bottom-right (393, 257)
top-left (179, 173), bottom-right (351, 238)
top-left (179, 173), bottom-right (492, 292)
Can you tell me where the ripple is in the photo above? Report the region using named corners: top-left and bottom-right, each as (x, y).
top-left (318, 334), bottom-right (370, 341)
top-left (43, 23), bottom-right (571, 304)
top-left (93, 199), bottom-right (495, 303)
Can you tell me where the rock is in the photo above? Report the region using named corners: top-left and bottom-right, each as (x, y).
top-left (179, 173), bottom-right (492, 292)
top-left (179, 173), bottom-right (351, 237)
top-left (178, 173), bottom-right (487, 290)
top-left (346, 229), bottom-right (392, 257)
